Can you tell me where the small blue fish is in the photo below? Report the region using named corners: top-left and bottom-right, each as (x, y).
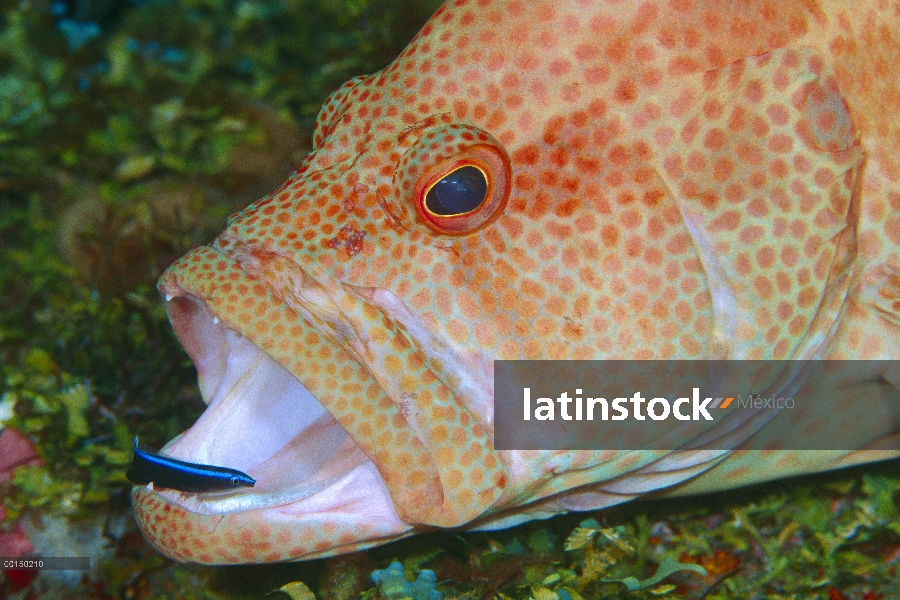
top-left (126, 437), bottom-right (255, 493)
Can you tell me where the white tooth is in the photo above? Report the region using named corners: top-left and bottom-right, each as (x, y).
top-left (147, 482), bottom-right (154, 491)
top-left (165, 294), bottom-right (173, 302)
top-left (213, 317), bottom-right (220, 324)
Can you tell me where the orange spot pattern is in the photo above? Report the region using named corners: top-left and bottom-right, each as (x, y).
top-left (137, 0), bottom-right (900, 564)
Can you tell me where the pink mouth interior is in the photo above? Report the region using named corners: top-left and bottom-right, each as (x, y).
top-left (155, 296), bottom-right (388, 516)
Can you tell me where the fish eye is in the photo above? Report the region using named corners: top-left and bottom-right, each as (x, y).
top-left (410, 138), bottom-right (511, 236)
top-left (424, 165), bottom-right (488, 217)
top-left (230, 476), bottom-right (241, 487)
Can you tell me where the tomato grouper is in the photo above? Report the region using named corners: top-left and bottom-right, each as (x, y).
top-left (131, 0), bottom-right (900, 564)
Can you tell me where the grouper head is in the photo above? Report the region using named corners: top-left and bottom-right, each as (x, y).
top-left (133, 0), bottom-right (900, 563)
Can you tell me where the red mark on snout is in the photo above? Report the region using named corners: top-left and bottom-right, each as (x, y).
top-left (325, 224), bottom-right (367, 256)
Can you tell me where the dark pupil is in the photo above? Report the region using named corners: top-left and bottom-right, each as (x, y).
top-left (425, 166), bottom-right (487, 216)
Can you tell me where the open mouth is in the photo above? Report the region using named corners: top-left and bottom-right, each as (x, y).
top-left (150, 294), bottom-right (396, 518)
top-left (132, 238), bottom-right (507, 565)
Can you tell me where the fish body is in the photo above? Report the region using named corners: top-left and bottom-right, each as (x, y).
top-left (133, 0), bottom-right (900, 563)
top-left (126, 438), bottom-right (255, 493)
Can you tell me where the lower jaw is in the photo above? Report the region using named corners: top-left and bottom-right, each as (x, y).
top-left (131, 454), bottom-right (413, 564)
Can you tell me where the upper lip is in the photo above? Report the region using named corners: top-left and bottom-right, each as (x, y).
top-left (210, 232), bottom-right (496, 427)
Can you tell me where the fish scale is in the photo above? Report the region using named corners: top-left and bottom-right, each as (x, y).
top-left (132, 0), bottom-right (900, 563)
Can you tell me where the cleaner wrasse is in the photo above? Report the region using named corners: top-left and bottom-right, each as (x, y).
top-left (132, 0), bottom-right (900, 563)
top-left (126, 438), bottom-right (255, 493)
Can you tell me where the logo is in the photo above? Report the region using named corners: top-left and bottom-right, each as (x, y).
top-left (522, 388), bottom-right (738, 422)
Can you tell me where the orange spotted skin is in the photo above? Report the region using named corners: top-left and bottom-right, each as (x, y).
top-left (134, 0), bottom-right (900, 563)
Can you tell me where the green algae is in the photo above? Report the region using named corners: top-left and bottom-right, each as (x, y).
top-left (1, 0), bottom-right (900, 598)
